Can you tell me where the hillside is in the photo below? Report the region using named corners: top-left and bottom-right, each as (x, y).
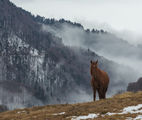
top-left (1, 92), bottom-right (142, 120)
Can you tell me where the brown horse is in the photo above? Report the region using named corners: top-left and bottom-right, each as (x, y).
top-left (90, 60), bottom-right (109, 101)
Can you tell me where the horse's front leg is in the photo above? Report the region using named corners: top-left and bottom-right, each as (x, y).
top-left (91, 78), bottom-right (96, 101)
top-left (102, 87), bottom-right (108, 99)
top-left (93, 88), bottom-right (96, 101)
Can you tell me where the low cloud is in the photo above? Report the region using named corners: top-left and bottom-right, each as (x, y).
top-left (41, 22), bottom-right (142, 97)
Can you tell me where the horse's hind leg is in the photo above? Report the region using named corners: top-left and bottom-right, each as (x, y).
top-left (102, 87), bottom-right (108, 99)
top-left (103, 92), bottom-right (106, 99)
top-left (98, 88), bottom-right (103, 100)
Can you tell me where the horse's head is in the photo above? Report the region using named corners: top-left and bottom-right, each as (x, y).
top-left (90, 60), bottom-right (98, 68)
top-left (90, 60), bottom-right (98, 75)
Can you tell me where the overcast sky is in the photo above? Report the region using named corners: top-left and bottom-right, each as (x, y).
top-left (10, 0), bottom-right (142, 36)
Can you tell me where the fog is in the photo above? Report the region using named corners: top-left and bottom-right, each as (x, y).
top-left (10, 0), bottom-right (142, 81)
top-left (79, 20), bottom-right (142, 46)
top-left (41, 23), bottom-right (142, 83)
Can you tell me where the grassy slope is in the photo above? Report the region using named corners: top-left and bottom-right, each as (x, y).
top-left (1, 92), bottom-right (142, 120)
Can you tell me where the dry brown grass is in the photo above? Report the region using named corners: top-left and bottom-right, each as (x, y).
top-left (1, 91), bottom-right (142, 120)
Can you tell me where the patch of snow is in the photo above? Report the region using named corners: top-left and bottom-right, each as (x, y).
top-left (17, 111), bottom-right (26, 114)
top-left (71, 113), bottom-right (99, 120)
top-left (8, 34), bottom-right (29, 50)
top-left (106, 112), bottom-right (116, 116)
top-left (106, 104), bottom-right (142, 116)
top-left (68, 104), bottom-right (142, 120)
top-left (125, 117), bottom-right (133, 120)
top-left (123, 104), bottom-right (142, 114)
top-left (134, 115), bottom-right (142, 120)
top-left (17, 111), bottom-right (21, 114)
top-left (30, 49), bottom-right (39, 56)
top-left (53, 112), bottom-right (65, 115)
top-left (38, 56), bottom-right (44, 64)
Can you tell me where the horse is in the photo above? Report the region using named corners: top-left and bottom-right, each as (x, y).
top-left (90, 60), bottom-right (109, 101)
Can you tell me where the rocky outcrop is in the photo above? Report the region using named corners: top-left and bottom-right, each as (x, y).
top-left (0, 105), bottom-right (8, 113)
top-left (127, 78), bottom-right (142, 92)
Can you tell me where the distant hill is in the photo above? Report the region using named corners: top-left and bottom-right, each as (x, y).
top-left (1, 92), bottom-right (142, 120)
top-left (127, 78), bottom-right (142, 92)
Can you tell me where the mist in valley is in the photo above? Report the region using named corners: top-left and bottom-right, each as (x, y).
top-left (41, 22), bottom-right (142, 95)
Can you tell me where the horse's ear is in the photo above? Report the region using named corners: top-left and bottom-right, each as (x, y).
top-left (90, 60), bottom-right (93, 64)
top-left (96, 60), bottom-right (98, 64)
